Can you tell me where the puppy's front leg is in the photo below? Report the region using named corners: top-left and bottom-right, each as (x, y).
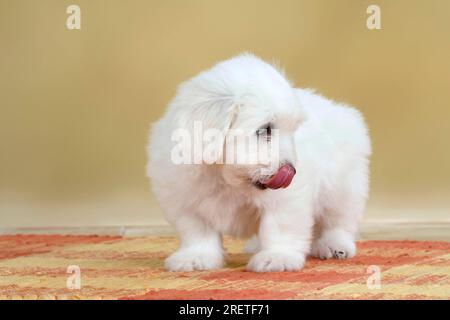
top-left (165, 215), bottom-right (223, 271)
top-left (247, 196), bottom-right (313, 272)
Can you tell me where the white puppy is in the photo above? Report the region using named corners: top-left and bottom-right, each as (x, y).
top-left (147, 54), bottom-right (371, 272)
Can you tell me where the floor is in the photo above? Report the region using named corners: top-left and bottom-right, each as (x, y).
top-left (0, 234), bottom-right (449, 300)
top-left (1, 221), bottom-right (450, 300)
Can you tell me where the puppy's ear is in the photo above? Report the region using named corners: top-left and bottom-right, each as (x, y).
top-left (175, 92), bottom-right (238, 164)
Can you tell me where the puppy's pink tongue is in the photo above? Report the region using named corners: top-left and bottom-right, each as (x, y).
top-left (261, 164), bottom-right (296, 189)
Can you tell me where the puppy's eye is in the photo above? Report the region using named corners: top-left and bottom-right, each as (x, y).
top-left (256, 124), bottom-right (272, 137)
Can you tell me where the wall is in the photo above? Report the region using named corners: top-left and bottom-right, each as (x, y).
top-left (1, 0), bottom-right (449, 228)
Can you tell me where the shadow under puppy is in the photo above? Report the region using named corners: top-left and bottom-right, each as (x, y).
top-left (147, 54), bottom-right (371, 272)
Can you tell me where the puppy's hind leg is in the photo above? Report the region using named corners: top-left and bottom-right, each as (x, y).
top-left (311, 164), bottom-right (368, 260)
top-left (165, 215), bottom-right (224, 271)
top-left (311, 224), bottom-right (357, 260)
top-left (244, 235), bottom-right (260, 254)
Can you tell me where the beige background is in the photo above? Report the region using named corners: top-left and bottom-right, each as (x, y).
top-left (1, 0), bottom-right (449, 228)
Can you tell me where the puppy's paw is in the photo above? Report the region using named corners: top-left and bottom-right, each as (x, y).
top-left (311, 229), bottom-right (356, 260)
top-left (247, 250), bottom-right (305, 272)
top-left (165, 249), bottom-right (223, 271)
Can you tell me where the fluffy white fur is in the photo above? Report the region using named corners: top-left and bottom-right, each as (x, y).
top-left (147, 54), bottom-right (371, 272)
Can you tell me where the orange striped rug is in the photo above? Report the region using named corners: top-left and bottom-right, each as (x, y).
top-left (0, 235), bottom-right (449, 300)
